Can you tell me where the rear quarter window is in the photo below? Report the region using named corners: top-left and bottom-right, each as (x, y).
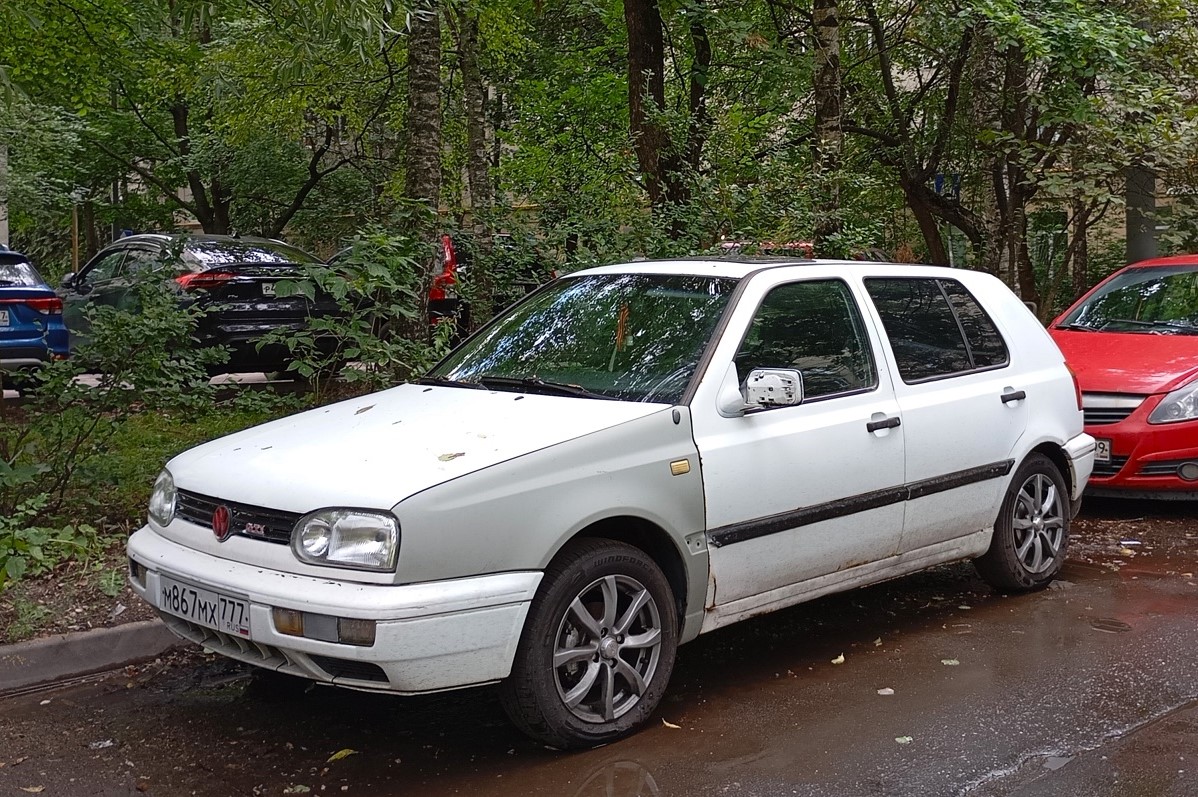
top-left (865, 277), bottom-right (1009, 383)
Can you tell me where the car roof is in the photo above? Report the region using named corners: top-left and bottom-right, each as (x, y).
top-left (568, 257), bottom-right (976, 281)
top-left (112, 233), bottom-right (288, 248)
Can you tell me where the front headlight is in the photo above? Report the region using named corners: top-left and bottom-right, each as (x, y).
top-left (148, 469), bottom-right (177, 527)
top-left (291, 509), bottom-right (400, 571)
top-left (1149, 380), bottom-right (1198, 424)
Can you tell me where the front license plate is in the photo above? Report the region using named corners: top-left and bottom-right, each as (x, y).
top-left (158, 575), bottom-right (251, 637)
top-left (261, 282), bottom-right (276, 296)
top-left (0, 309), bottom-right (9, 327)
top-left (1095, 438), bottom-right (1112, 463)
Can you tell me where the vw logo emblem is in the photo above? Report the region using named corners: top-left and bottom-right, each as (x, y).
top-left (212, 505), bottom-right (232, 541)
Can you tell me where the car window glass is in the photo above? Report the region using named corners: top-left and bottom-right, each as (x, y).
top-left (734, 279), bottom-right (877, 399)
top-left (122, 248), bottom-right (167, 278)
top-left (865, 278), bottom-right (972, 382)
top-left (940, 280), bottom-right (1009, 368)
top-left (434, 274), bottom-right (737, 403)
top-left (182, 240), bottom-right (320, 267)
top-left (1062, 265), bottom-right (1198, 333)
top-left (0, 257), bottom-right (44, 287)
top-left (81, 250), bottom-right (127, 284)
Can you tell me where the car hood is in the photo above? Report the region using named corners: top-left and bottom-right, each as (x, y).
top-left (168, 384), bottom-right (669, 512)
top-left (1050, 329), bottom-right (1198, 394)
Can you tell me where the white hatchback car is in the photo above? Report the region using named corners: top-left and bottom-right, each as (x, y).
top-left (129, 259), bottom-right (1095, 748)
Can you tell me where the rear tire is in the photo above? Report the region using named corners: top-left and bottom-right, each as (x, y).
top-left (975, 453), bottom-right (1070, 592)
top-left (500, 539), bottom-right (678, 749)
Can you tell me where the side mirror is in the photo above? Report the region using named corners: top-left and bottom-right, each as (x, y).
top-left (717, 365), bottom-right (804, 417)
top-left (744, 368), bottom-right (804, 409)
top-left (61, 272), bottom-right (76, 289)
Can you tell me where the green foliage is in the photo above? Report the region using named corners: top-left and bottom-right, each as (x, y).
top-left (0, 494), bottom-right (100, 590)
top-left (265, 225), bottom-right (451, 401)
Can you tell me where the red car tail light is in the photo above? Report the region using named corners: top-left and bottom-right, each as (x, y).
top-left (176, 271), bottom-right (235, 291)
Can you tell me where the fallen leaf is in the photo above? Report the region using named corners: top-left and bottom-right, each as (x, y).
top-left (89, 739), bottom-right (115, 750)
top-left (831, 654), bottom-right (845, 665)
top-left (877, 687), bottom-right (895, 696)
top-left (38, 700), bottom-right (51, 706)
top-left (283, 787), bottom-right (311, 795)
top-left (20, 788), bottom-right (45, 794)
top-left (661, 719), bottom-right (681, 729)
top-left (1120, 547), bottom-right (1136, 556)
top-left (941, 659), bottom-right (960, 666)
top-left (957, 605), bottom-right (971, 610)
top-left (438, 452), bottom-right (465, 462)
top-left (326, 749), bottom-right (359, 763)
top-left (873, 638), bottom-right (882, 647)
top-left (354, 405), bottom-right (375, 415)
top-left (895, 736), bottom-right (913, 745)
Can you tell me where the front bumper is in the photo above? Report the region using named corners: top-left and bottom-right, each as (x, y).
top-left (128, 527), bottom-right (540, 693)
top-left (1085, 396), bottom-right (1198, 498)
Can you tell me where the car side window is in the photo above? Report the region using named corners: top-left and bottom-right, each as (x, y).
top-left (865, 277), bottom-right (1008, 382)
top-left (81, 249), bottom-right (127, 285)
top-left (121, 248), bottom-right (167, 279)
top-left (734, 279), bottom-right (877, 400)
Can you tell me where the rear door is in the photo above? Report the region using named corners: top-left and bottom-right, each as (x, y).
top-left (863, 276), bottom-right (1027, 552)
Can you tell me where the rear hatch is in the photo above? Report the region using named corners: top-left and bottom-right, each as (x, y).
top-left (0, 255), bottom-right (62, 357)
top-left (176, 240), bottom-right (341, 339)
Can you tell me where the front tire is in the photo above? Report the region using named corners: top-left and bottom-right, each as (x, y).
top-left (500, 539), bottom-right (678, 749)
top-left (975, 453), bottom-right (1070, 592)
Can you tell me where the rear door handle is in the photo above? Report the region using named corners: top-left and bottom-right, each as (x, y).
top-left (866, 416), bottom-right (901, 433)
top-left (1001, 389), bottom-right (1027, 404)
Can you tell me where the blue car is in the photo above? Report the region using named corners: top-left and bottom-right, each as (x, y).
top-left (0, 250), bottom-right (69, 392)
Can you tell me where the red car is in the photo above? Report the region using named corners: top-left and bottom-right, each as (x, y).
top-left (1050, 255), bottom-right (1198, 498)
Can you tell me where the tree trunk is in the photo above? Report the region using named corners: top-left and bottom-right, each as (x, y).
top-left (811, 0), bottom-right (842, 253)
top-left (404, 1), bottom-right (444, 325)
top-left (452, 7), bottom-right (495, 327)
top-left (625, 0), bottom-right (688, 232)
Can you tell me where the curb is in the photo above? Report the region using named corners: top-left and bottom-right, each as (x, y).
top-left (0, 619), bottom-right (182, 692)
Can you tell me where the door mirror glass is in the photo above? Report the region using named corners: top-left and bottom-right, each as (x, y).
top-left (744, 368), bottom-right (804, 409)
top-left (61, 272), bottom-right (76, 288)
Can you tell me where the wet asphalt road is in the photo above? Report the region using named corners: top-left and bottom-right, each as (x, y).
top-left (2, 497), bottom-right (1197, 797)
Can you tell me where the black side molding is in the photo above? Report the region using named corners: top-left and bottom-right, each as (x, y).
top-left (707, 459), bottom-right (1015, 548)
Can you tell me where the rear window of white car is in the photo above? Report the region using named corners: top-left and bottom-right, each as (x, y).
top-left (865, 277), bottom-right (1009, 383)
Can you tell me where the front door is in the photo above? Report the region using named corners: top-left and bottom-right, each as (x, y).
top-left (61, 247), bottom-right (129, 350)
top-left (691, 277), bottom-right (906, 628)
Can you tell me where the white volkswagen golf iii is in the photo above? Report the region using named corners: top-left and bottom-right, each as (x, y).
top-left (129, 258), bottom-right (1095, 748)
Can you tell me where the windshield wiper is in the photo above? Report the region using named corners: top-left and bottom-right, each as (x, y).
top-left (1100, 318), bottom-right (1198, 334)
top-left (476, 375), bottom-right (608, 399)
top-left (416, 376), bottom-right (485, 389)
top-left (1054, 322), bottom-right (1095, 332)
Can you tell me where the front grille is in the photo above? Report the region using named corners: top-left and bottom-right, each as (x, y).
top-left (1139, 459), bottom-right (1195, 476)
top-left (308, 655), bottom-right (389, 683)
top-left (1082, 393), bottom-right (1145, 426)
top-left (1091, 456), bottom-right (1129, 478)
top-left (176, 489), bottom-right (300, 545)
top-left (1084, 407), bottom-right (1136, 425)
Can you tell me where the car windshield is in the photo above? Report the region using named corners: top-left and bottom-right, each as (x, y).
top-left (0, 256), bottom-right (45, 288)
top-left (431, 273), bottom-right (738, 403)
top-left (1061, 264), bottom-right (1198, 334)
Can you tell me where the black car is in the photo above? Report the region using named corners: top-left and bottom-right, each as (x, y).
top-left (59, 234), bottom-right (341, 374)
